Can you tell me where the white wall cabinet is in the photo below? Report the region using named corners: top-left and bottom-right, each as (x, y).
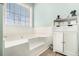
top-left (53, 26), bottom-right (79, 56)
top-left (53, 17), bottom-right (79, 56)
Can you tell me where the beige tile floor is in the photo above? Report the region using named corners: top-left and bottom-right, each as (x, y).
top-left (40, 48), bottom-right (65, 56)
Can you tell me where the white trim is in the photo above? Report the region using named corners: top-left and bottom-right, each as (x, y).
top-left (30, 7), bottom-right (33, 28)
top-left (3, 3), bottom-right (6, 56)
top-left (17, 3), bottom-right (31, 9)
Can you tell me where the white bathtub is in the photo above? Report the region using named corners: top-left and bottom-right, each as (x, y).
top-left (4, 35), bottom-right (51, 56)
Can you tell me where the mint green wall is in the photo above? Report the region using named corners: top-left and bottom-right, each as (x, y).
top-left (34, 3), bottom-right (79, 27)
top-left (34, 4), bottom-right (53, 27)
top-left (0, 4), bottom-right (3, 56)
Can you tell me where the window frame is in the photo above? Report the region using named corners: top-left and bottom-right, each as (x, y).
top-left (3, 3), bottom-right (33, 28)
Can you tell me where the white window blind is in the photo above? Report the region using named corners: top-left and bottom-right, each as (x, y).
top-left (5, 3), bottom-right (31, 27)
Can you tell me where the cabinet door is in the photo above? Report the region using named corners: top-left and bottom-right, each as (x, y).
top-left (64, 32), bottom-right (78, 56)
top-left (53, 32), bottom-right (64, 53)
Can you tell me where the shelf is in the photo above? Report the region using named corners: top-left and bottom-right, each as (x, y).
top-left (29, 42), bottom-right (45, 50)
top-left (54, 16), bottom-right (77, 22)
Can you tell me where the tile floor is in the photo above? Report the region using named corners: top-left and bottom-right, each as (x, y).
top-left (40, 48), bottom-right (65, 56)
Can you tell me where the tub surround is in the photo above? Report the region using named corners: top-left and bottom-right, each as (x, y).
top-left (5, 33), bottom-right (50, 48)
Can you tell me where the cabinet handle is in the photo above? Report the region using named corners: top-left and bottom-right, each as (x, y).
top-left (68, 24), bottom-right (73, 26)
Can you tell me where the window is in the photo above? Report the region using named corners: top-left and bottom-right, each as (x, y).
top-left (5, 3), bottom-right (32, 27)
